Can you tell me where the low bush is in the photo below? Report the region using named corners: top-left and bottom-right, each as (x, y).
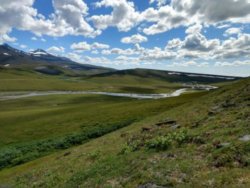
top-left (0, 119), bottom-right (136, 169)
top-left (121, 129), bottom-right (191, 153)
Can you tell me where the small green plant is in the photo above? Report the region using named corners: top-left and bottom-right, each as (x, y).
top-left (171, 129), bottom-right (189, 145)
top-left (146, 136), bottom-right (172, 150)
top-left (145, 129), bottom-right (191, 151)
top-left (87, 150), bottom-right (101, 160)
top-left (121, 140), bottom-right (141, 154)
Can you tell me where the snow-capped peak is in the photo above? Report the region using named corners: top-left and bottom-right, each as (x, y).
top-left (29, 49), bottom-right (50, 56)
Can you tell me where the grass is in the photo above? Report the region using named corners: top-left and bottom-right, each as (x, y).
top-left (0, 67), bottom-right (248, 187)
top-left (0, 78), bottom-right (248, 187)
top-left (0, 90), bottom-right (205, 169)
top-left (0, 68), bottom-right (182, 93)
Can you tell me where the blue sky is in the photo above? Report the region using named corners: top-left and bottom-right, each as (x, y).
top-left (0, 0), bottom-right (250, 76)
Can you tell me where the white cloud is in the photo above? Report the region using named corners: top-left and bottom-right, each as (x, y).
top-left (71, 41), bottom-right (110, 51)
top-left (142, 0), bottom-right (250, 35)
top-left (31, 37), bottom-right (37, 41)
top-left (71, 41), bottom-right (91, 51)
top-left (150, 0), bottom-right (168, 7)
top-left (47, 46), bottom-right (65, 53)
top-left (215, 60), bottom-right (250, 67)
top-left (66, 52), bottom-right (82, 61)
top-left (214, 33), bottom-right (250, 59)
top-left (185, 24), bottom-right (202, 34)
top-left (20, 44), bottom-right (27, 49)
top-left (121, 34), bottom-right (148, 44)
top-left (166, 38), bottom-right (182, 49)
top-left (224, 27), bottom-right (242, 36)
top-left (91, 42), bottom-right (110, 49)
top-left (90, 0), bottom-right (141, 32)
top-left (0, 0), bottom-right (100, 39)
top-left (101, 47), bottom-right (137, 56)
top-left (0, 34), bottom-right (17, 44)
top-left (142, 6), bottom-right (187, 35)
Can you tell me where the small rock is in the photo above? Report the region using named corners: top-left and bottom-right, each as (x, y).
top-left (171, 124), bottom-right (180, 129)
top-left (156, 120), bottom-right (177, 126)
top-left (63, 152), bottom-right (71, 156)
top-left (239, 135), bottom-right (250, 142)
top-left (161, 153), bottom-right (176, 159)
top-left (141, 127), bottom-right (152, 132)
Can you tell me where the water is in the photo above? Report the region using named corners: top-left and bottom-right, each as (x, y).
top-left (0, 89), bottom-right (189, 101)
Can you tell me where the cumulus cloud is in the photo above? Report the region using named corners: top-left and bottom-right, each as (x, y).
top-left (71, 41), bottom-right (110, 51)
top-left (90, 0), bottom-right (141, 32)
top-left (20, 44), bottom-right (27, 49)
top-left (121, 34), bottom-right (148, 44)
top-left (142, 6), bottom-right (187, 35)
top-left (31, 37), bottom-right (37, 41)
top-left (215, 60), bottom-right (250, 67)
top-left (150, 0), bottom-right (168, 7)
top-left (52, 0), bottom-right (100, 37)
top-left (47, 46), bottom-right (65, 53)
top-left (0, 34), bottom-right (17, 44)
top-left (142, 0), bottom-right (250, 35)
top-left (224, 27), bottom-right (242, 36)
top-left (66, 52), bottom-right (82, 61)
top-left (214, 33), bottom-right (250, 59)
top-left (71, 42), bottom-right (91, 51)
top-left (91, 42), bottom-right (110, 49)
top-left (0, 0), bottom-right (99, 38)
top-left (101, 47), bottom-right (137, 56)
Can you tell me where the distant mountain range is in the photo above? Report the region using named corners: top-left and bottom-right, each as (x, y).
top-left (0, 44), bottom-right (242, 82)
top-left (0, 44), bottom-right (113, 75)
top-left (91, 68), bottom-right (240, 83)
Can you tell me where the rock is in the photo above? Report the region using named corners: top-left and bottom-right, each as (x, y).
top-left (222, 101), bottom-right (236, 108)
top-left (161, 153), bottom-right (176, 159)
top-left (138, 183), bottom-right (167, 188)
top-left (141, 127), bottom-right (152, 132)
top-left (120, 132), bottom-right (128, 138)
top-left (171, 124), bottom-right (180, 129)
top-left (156, 120), bottom-right (177, 126)
top-left (63, 152), bottom-right (71, 156)
top-left (208, 106), bottom-right (222, 115)
top-left (239, 135), bottom-right (250, 142)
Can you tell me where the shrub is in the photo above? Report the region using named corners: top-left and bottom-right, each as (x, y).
top-left (0, 119), bottom-right (136, 170)
top-left (146, 136), bottom-right (172, 150)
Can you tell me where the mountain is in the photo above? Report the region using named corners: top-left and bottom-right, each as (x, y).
top-left (91, 68), bottom-right (241, 83)
top-left (0, 44), bottom-right (242, 81)
top-left (0, 44), bottom-right (113, 75)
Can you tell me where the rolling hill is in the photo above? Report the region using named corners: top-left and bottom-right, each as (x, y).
top-left (91, 68), bottom-right (240, 83)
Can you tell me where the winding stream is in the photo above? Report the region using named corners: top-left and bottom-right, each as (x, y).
top-left (0, 84), bottom-right (218, 100)
top-left (0, 89), bottom-right (190, 100)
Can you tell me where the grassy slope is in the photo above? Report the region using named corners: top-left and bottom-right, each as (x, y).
top-left (0, 78), bottom-right (249, 187)
top-left (0, 92), bottom-right (202, 147)
top-left (0, 68), bottom-right (182, 93)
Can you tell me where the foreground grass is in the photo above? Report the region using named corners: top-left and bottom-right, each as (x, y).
top-left (0, 91), bottom-right (204, 169)
top-left (0, 78), bottom-right (249, 187)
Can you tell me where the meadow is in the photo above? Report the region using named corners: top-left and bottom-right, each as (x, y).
top-left (0, 68), bottom-right (181, 93)
top-left (0, 90), bottom-right (205, 169)
top-left (0, 78), bottom-right (249, 187)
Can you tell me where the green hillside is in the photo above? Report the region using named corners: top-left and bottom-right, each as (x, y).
top-left (0, 77), bottom-right (249, 187)
top-left (0, 67), bottom-right (236, 93)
